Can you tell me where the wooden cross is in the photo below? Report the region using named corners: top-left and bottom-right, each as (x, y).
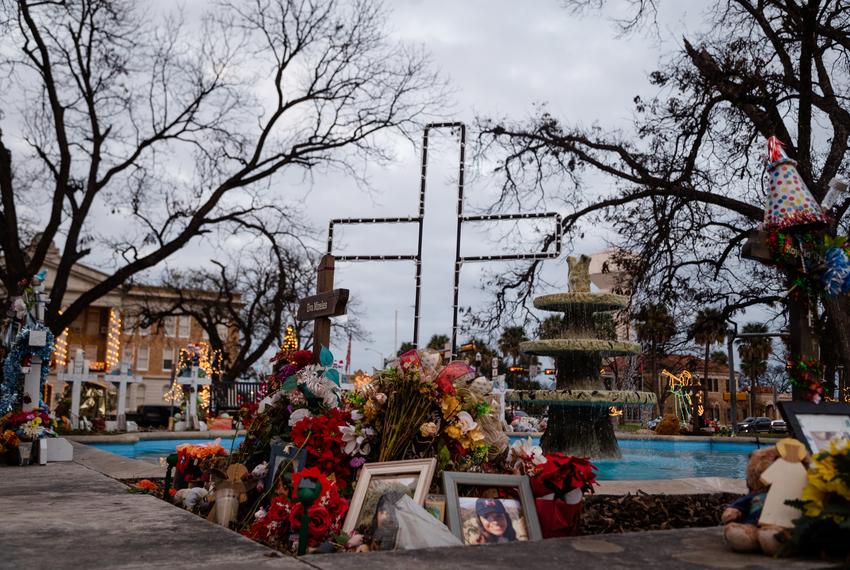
top-left (296, 254), bottom-right (349, 361)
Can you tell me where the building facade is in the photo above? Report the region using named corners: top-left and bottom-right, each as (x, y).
top-left (38, 246), bottom-right (238, 413)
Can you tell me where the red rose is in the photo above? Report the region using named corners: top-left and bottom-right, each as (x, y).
top-left (307, 505), bottom-right (331, 537)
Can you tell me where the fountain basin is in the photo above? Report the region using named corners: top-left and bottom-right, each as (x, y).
top-left (520, 339), bottom-right (641, 357)
top-left (534, 292), bottom-right (629, 312)
top-left (508, 389), bottom-right (657, 406)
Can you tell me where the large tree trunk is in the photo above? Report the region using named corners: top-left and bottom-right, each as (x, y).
top-left (822, 296), bottom-right (850, 400)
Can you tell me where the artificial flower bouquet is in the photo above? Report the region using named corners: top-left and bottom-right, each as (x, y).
top-left (787, 437), bottom-right (850, 561)
top-left (508, 437), bottom-right (598, 538)
top-left (0, 405), bottom-right (58, 465)
top-left (223, 346), bottom-right (512, 554)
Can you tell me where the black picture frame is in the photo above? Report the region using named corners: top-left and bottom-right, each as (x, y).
top-left (779, 401), bottom-right (850, 454)
top-left (266, 440), bottom-right (307, 490)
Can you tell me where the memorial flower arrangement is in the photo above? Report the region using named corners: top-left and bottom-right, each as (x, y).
top-left (244, 467), bottom-right (348, 549)
top-left (787, 437), bottom-right (850, 560)
top-left (180, 346), bottom-right (595, 554)
top-left (1, 405), bottom-right (58, 441)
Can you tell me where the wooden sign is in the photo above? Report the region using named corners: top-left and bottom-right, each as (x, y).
top-left (297, 289), bottom-right (349, 321)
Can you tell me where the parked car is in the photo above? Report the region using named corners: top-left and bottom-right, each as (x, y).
top-left (135, 405), bottom-right (174, 428)
top-left (739, 416), bottom-right (773, 433)
top-left (647, 416), bottom-right (663, 430)
top-left (770, 419), bottom-right (787, 433)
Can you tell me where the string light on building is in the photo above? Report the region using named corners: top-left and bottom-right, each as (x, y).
top-left (54, 327), bottom-right (69, 368)
top-left (105, 308), bottom-right (122, 371)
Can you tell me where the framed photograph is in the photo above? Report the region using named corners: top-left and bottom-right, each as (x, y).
top-left (342, 458), bottom-right (437, 535)
top-left (443, 471), bottom-right (542, 544)
top-left (266, 440), bottom-right (307, 490)
top-left (780, 401), bottom-right (850, 454)
top-left (424, 494), bottom-right (446, 522)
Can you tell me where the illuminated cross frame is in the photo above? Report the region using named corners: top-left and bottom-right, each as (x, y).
top-left (327, 122), bottom-right (562, 354)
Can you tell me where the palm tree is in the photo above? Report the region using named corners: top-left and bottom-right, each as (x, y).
top-left (688, 308), bottom-right (727, 425)
top-left (426, 334), bottom-right (450, 351)
top-left (498, 325), bottom-right (528, 366)
top-left (738, 322), bottom-right (771, 417)
top-left (633, 303), bottom-right (676, 415)
top-left (538, 315), bottom-right (565, 339)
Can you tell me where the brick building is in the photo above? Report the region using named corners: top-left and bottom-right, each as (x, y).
top-left (37, 245), bottom-right (239, 412)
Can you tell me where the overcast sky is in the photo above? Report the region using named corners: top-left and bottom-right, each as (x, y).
top-left (308, 0), bottom-right (704, 371)
top-left (6, 0), bottom-right (718, 372)
top-left (149, 0), bottom-right (708, 372)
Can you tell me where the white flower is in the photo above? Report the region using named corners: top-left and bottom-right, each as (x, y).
top-left (339, 424), bottom-right (372, 456)
top-left (509, 437), bottom-right (546, 466)
top-left (298, 366), bottom-right (340, 407)
top-left (288, 408), bottom-right (313, 427)
top-left (13, 297), bottom-right (27, 319)
top-left (254, 507), bottom-right (267, 521)
top-left (252, 461), bottom-right (268, 478)
top-left (350, 410), bottom-right (363, 422)
top-left (455, 411), bottom-right (478, 434)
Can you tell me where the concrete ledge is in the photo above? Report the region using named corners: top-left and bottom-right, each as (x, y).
top-left (71, 441), bottom-right (164, 480)
top-left (305, 526), bottom-right (832, 570)
top-left (68, 429), bottom-right (239, 444)
top-left (0, 461), bottom-right (308, 570)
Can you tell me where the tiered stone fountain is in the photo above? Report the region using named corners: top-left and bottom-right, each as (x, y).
top-left (509, 255), bottom-right (656, 458)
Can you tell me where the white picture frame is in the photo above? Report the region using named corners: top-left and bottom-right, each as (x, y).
top-left (342, 458), bottom-right (436, 534)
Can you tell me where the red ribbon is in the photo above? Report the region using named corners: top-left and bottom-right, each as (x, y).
top-left (767, 136), bottom-right (785, 162)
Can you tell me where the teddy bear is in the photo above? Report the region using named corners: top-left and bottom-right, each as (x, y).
top-left (722, 438), bottom-right (809, 556)
top-left (721, 446), bottom-right (779, 553)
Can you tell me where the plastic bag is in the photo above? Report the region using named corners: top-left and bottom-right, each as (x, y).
top-left (393, 494), bottom-right (462, 550)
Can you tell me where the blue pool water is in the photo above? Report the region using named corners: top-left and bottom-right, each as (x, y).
top-left (90, 436), bottom-right (760, 480)
top-left (89, 437), bottom-right (245, 465)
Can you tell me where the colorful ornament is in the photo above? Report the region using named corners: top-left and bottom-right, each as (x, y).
top-left (821, 246), bottom-right (850, 296)
top-left (763, 137), bottom-right (828, 231)
top-left (788, 357), bottom-right (825, 403)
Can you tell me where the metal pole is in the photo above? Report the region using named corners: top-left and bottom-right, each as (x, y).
top-left (450, 124), bottom-right (467, 355)
top-left (413, 128), bottom-right (430, 348)
top-left (727, 333), bottom-right (738, 434)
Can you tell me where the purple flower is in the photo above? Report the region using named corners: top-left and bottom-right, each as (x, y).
top-left (277, 364), bottom-right (297, 380)
top-left (349, 456), bottom-right (366, 468)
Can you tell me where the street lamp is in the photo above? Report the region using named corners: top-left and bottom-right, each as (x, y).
top-left (364, 347), bottom-right (384, 369)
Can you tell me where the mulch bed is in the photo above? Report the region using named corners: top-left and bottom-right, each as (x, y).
top-left (582, 492), bottom-right (741, 534)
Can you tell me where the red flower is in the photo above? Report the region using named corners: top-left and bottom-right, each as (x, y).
top-left (531, 453), bottom-right (598, 498)
top-left (292, 350), bottom-right (314, 368)
top-left (435, 375), bottom-right (455, 395)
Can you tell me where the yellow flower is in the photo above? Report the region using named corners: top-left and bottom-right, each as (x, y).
top-left (441, 396), bottom-right (460, 419)
top-left (802, 485), bottom-right (826, 518)
top-left (444, 425), bottom-right (462, 440)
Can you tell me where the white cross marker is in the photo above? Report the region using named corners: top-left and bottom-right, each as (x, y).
top-left (57, 349), bottom-right (96, 429)
top-left (176, 366), bottom-right (211, 430)
top-left (108, 362), bottom-right (142, 430)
